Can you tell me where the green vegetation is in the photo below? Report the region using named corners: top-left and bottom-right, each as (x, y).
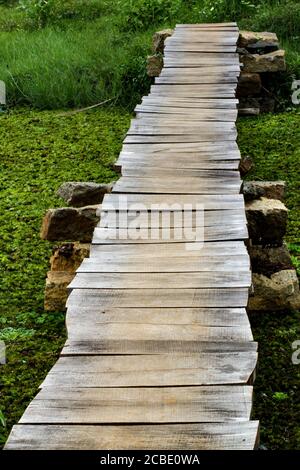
top-left (0, 0), bottom-right (299, 109)
top-left (0, 0), bottom-right (299, 452)
top-left (237, 111), bottom-right (300, 243)
top-left (0, 108), bottom-right (130, 446)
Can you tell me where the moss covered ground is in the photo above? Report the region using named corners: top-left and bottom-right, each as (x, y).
top-left (0, 107), bottom-right (299, 448)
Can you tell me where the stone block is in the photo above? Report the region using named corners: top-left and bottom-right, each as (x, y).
top-left (241, 50), bottom-right (286, 73)
top-left (243, 181), bottom-right (286, 202)
top-left (152, 29), bottom-right (173, 53)
top-left (245, 197), bottom-right (288, 245)
top-left (249, 270), bottom-right (300, 311)
top-left (44, 271), bottom-right (74, 311)
top-left (57, 182), bottom-right (113, 207)
top-left (50, 242), bottom-right (90, 272)
top-left (147, 55), bottom-right (163, 77)
top-left (40, 205), bottom-right (100, 242)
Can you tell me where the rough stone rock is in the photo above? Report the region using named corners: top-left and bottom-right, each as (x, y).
top-left (44, 271), bottom-right (74, 311)
top-left (50, 242), bottom-right (90, 272)
top-left (57, 181), bottom-right (113, 207)
top-left (40, 205), bottom-right (100, 242)
top-left (239, 155), bottom-right (254, 176)
top-left (152, 29), bottom-right (173, 53)
top-left (237, 72), bottom-right (262, 97)
top-left (248, 244), bottom-right (293, 276)
top-left (147, 55), bottom-right (163, 77)
top-left (242, 181), bottom-right (286, 202)
top-left (245, 197), bottom-right (288, 245)
top-left (248, 270), bottom-right (300, 311)
top-left (241, 50), bottom-right (286, 73)
top-left (238, 31), bottom-right (279, 50)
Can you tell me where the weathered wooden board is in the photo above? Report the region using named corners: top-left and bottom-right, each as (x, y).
top-left (156, 75), bottom-right (238, 84)
top-left (102, 193), bottom-right (245, 211)
top-left (164, 45), bottom-right (237, 53)
top-left (135, 106), bottom-right (238, 120)
top-left (66, 288), bottom-right (250, 309)
top-left (89, 240), bottom-right (249, 258)
top-left (119, 167), bottom-right (240, 178)
top-left (92, 225), bottom-right (248, 243)
top-left (69, 271), bottom-right (251, 290)
top-left (66, 323), bottom-right (253, 343)
top-left (141, 96), bottom-right (239, 106)
top-left (124, 134), bottom-right (237, 143)
top-left (112, 176), bottom-right (242, 194)
top-left (40, 351), bottom-right (256, 388)
top-left (116, 158), bottom-right (240, 170)
top-left (77, 257), bottom-right (250, 273)
top-left (20, 386), bottom-right (253, 424)
top-left (65, 306), bottom-right (250, 326)
top-left (4, 422), bottom-right (259, 450)
top-left (121, 141), bottom-right (240, 155)
top-left (62, 338), bottom-right (256, 356)
top-left (99, 208), bottom-right (247, 227)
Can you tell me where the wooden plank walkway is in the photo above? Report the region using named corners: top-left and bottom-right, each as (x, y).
top-left (5, 23), bottom-right (259, 450)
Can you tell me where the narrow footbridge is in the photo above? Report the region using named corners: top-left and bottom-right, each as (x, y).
top-left (5, 23), bottom-right (259, 450)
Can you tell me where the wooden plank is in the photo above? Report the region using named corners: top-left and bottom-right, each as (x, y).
top-left (92, 225), bottom-right (248, 243)
top-left (124, 134), bottom-right (237, 143)
top-left (135, 106), bottom-right (238, 120)
top-left (66, 323), bottom-right (253, 344)
top-left (66, 288), bottom-right (250, 309)
top-left (62, 338), bottom-right (256, 356)
top-left (128, 121), bottom-right (236, 132)
top-left (155, 75), bottom-right (238, 84)
top-left (141, 96), bottom-right (239, 108)
top-left (41, 350), bottom-right (256, 389)
top-left (112, 177), bottom-right (241, 194)
top-left (150, 84), bottom-right (237, 97)
top-left (121, 141), bottom-right (240, 154)
top-left (77, 257), bottom-right (250, 273)
top-left (4, 422), bottom-right (259, 450)
top-left (102, 193), bottom-right (245, 211)
top-left (89, 240), bottom-right (248, 258)
top-left (99, 208), bottom-right (247, 227)
top-left (20, 386), bottom-right (253, 424)
top-left (119, 167), bottom-right (240, 178)
top-left (68, 271), bottom-right (251, 290)
top-left (65, 306), bottom-right (250, 327)
top-left (116, 158), bottom-right (240, 170)
top-left (165, 45), bottom-right (237, 53)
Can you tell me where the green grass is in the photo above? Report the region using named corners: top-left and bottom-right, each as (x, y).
top-left (0, 107), bottom-right (130, 447)
top-left (0, 0), bottom-right (299, 110)
top-left (237, 111), bottom-right (300, 243)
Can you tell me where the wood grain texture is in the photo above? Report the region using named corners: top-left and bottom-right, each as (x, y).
top-left (20, 386), bottom-right (253, 424)
top-left (66, 288), bottom-right (250, 308)
top-left (41, 351), bottom-right (256, 388)
top-left (89, 240), bottom-right (249, 257)
top-left (4, 422), bottom-right (259, 450)
top-left (102, 193), bottom-right (245, 211)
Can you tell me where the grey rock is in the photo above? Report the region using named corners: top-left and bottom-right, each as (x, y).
top-left (40, 205), bottom-right (100, 242)
top-left (57, 181), bottom-right (113, 207)
top-left (243, 181), bottom-right (286, 202)
top-left (245, 197), bottom-right (288, 245)
top-left (241, 50), bottom-right (286, 73)
top-left (44, 271), bottom-right (74, 311)
top-left (248, 244), bottom-right (293, 276)
top-left (152, 29), bottom-right (173, 53)
top-left (249, 270), bottom-right (300, 311)
top-left (237, 72), bottom-right (262, 97)
top-left (238, 31), bottom-right (279, 49)
top-left (147, 54), bottom-right (163, 77)
top-left (239, 155), bottom-right (254, 176)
